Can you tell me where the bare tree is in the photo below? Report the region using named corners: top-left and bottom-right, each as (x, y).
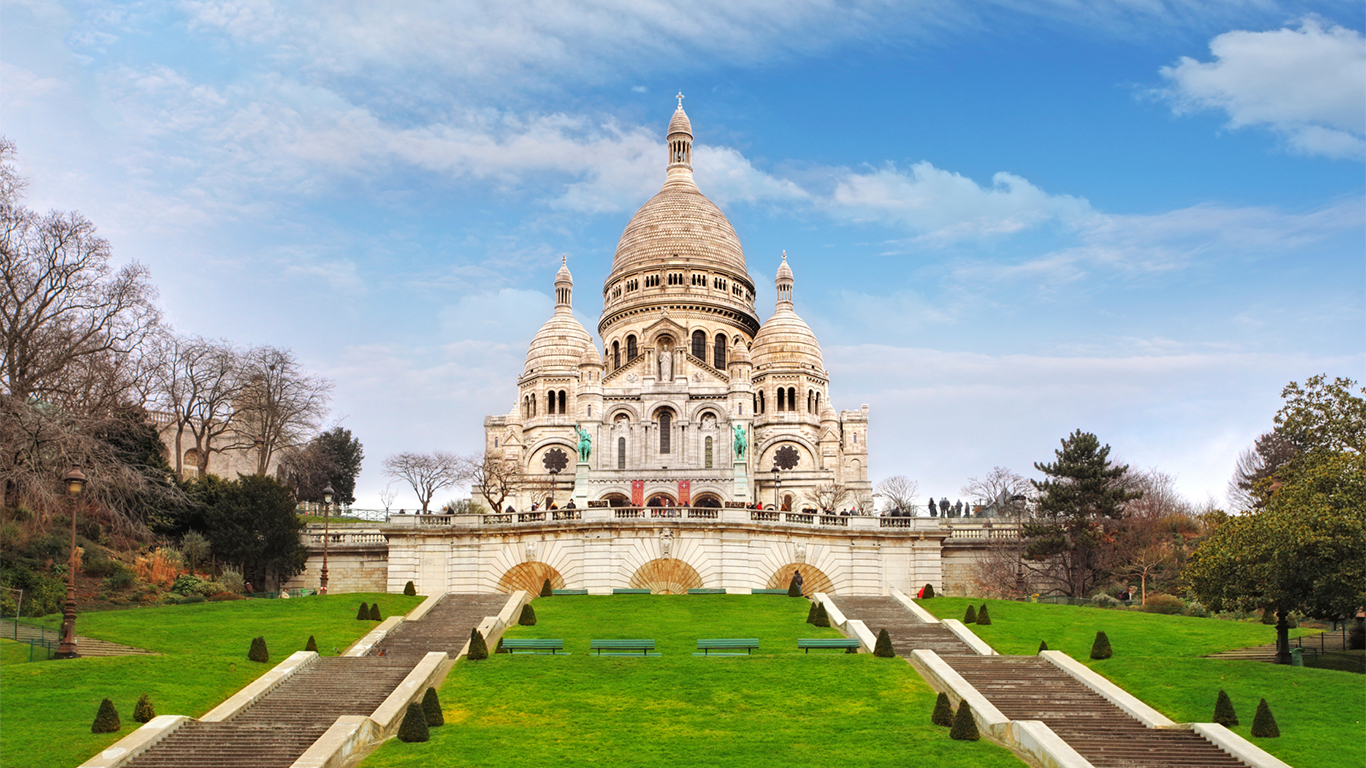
top-left (876, 475), bottom-right (918, 514)
top-left (1117, 468), bottom-right (1194, 603)
top-left (153, 335), bottom-right (245, 477)
top-left (803, 482), bottom-right (851, 511)
top-left (378, 483), bottom-right (398, 513)
top-left (0, 140), bottom-right (160, 410)
top-left (234, 346), bottom-right (332, 476)
top-left (962, 466), bottom-right (1032, 517)
top-left (383, 451), bottom-right (465, 513)
top-left (466, 452), bottom-right (523, 513)
top-left (1226, 431), bottom-right (1297, 511)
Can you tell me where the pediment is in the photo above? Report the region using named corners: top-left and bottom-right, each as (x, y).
top-left (642, 317), bottom-right (689, 345)
top-left (602, 352), bottom-right (650, 384)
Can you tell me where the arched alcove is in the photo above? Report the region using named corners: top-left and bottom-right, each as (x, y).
top-left (628, 558), bottom-right (703, 594)
top-left (498, 562), bottom-right (566, 594)
top-left (766, 563), bottom-right (834, 597)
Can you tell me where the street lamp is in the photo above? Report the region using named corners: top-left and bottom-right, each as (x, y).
top-left (56, 465), bottom-right (87, 659)
top-left (773, 464), bottom-right (782, 511)
top-left (319, 483), bottom-right (334, 594)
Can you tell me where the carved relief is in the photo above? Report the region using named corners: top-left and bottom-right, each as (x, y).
top-left (526, 541), bottom-right (538, 562)
top-left (793, 542), bottom-right (806, 563)
top-left (660, 529), bottom-right (674, 558)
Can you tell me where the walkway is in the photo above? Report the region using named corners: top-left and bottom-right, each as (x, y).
top-left (3, 620), bottom-right (155, 657)
top-left (1207, 627), bottom-right (1350, 663)
top-left (833, 596), bottom-right (1250, 768)
top-left (122, 593), bottom-right (506, 768)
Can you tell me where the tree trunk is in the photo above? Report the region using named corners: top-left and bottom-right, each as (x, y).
top-left (1274, 606), bottom-right (1292, 665)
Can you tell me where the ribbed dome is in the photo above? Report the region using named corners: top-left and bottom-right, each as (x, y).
top-left (578, 343), bottom-right (603, 367)
top-left (608, 177), bottom-right (747, 282)
top-left (525, 308), bottom-right (592, 374)
top-left (668, 107), bottom-right (692, 137)
top-left (751, 305), bottom-right (823, 370)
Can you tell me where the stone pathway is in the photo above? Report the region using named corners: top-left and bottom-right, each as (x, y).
top-left (1207, 628), bottom-right (1350, 662)
top-left (3, 620), bottom-right (156, 657)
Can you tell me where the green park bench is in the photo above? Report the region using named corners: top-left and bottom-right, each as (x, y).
top-left (591, 639), bottom-right (658, 656)
top-left (750, 589), bottom-right (791, 595)
top-left (695, 638), bottom-right (760, 656)
top-left (501, 639), bottom-right (566, 655)
top-left (688, 588), bottom-right (726, 594)
top-left (797, 638), bottom-right (861, 654)
top-left (612, 588), bottom-right (652, 594)
top-left (552, 589), bottom-right (588, 595)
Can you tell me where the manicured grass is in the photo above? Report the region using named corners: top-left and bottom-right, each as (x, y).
top-left (0, 592), bottom-right (424, 768)
top-left (0, 638), bottom-right (47, 666)
top-left (362, 595), bottom-right (1025, 768)
top-left (919, 597), bottom-right (1365, 768)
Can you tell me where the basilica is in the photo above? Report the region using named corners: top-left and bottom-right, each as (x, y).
top-left (482, 103), bottom-right (870, 512)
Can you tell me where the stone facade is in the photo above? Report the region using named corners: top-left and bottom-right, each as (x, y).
top-left (482, 104), bottom-right (870, 512)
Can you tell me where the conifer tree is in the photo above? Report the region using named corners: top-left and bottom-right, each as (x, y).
top-left (92, 699), bottom-right (121, 733)
top-left (369, 603), bottom-right (381, 621)
top-left (1251, 698), bottom-right (1279, 738)
top-left (133, 693), bottom-right (156, 723)
top-left (248, 636), bottom-right (269, 663)
top-left (1090, 631), bottom-right (1112, 660)
top-left (964, 605), bottom-right (977, 624)
top-left (787, 574), bottom-right (803, 597)
top-left (806, 602), bottom-right (819, 623)
top-left (422, 687), bottom-right (444, 727)
top-left (950, 701), bottom-right (980, 740)
top-left (977, 604), bottom-right (992, 625)
top-left (305, 635), bottom-right (318, 652)
top-left (812, 603), bottom-right (830, 627)
top-left (1038, 640), bottom-right (1048, 653)
top-left (357, 601), bottom-right (370, 620)
top-left (540, 578), bottom-right (553, 597)
top-left (873, 628), bottom-right (895, 657)
top-left (1213, 690), bottom-right (1238, 727)
top-left (404, 581), bottom-right (417, 596)
top-left (518, 603), bottom-right (536, 626)
top-left (931, 692), bottom-right (954, 726)
top-left (468, 628), bottom-right (489, 660)
top-left (921, 583), bottom-right (935, 598)
top-left (397, 702), bottom-right (430, 742)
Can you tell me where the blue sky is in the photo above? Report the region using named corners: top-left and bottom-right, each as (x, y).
top-left (4, 0), bottom-right (1363, 510)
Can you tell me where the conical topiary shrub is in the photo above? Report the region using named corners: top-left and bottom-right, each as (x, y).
top-left (369, 603), bottom-right (381, 621)
top-left (977, 604), bottom-right (992, 625)
top-left (787, 574), bottom-right (802, 597)
top-left (422, 687), bottom-right (444, 727)
top-left (931, 692), bottom-right (954, 726)
top-left (248, 636), bottom-right (269, 663)
top-left (1038, 640), bottom-right (1048, 653)
top-left (305, 635), bottom-right (318, 652)
top-left (1090, 631), bottom-right (1113, 660)
top-left (1213, 689), bottom-right (1238, 727)
top-left (873, 628), bottom-right (895, 658)
top-left (806, 602), bottom-right (819, 624)
top-left (397, 701), bottom-right (430, 743)
top-left (92, 698), bottom-right (121, 733)
top-left (950, 701), bottom-right (979, 741)
top-left (133, 693), bottom-right (155, 723)
top-left (812, 603), bottom-right (830, 628)
top-left (495, 637), bottom-right (508, 654)
top-left (922, 583), bottom-right (935, 599)
top-left (467, 628), bottom-right (489, 660)
top-left (963, 605), bottom-right (977, 624)
top-left (540, 578), bottom-right (553, 597)
top-left (518, 603), bottom-right (536, 626)
top-left (1251, 698), bottom-right (1279, 738)
top-left (404, 581), bottom-right (417, 596)
top-left (357, 601), bottom-right (370, 620)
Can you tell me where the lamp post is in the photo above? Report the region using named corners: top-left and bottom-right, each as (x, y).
top-left (319, 482), bottom-right (334, 594)
top-left (773, 465), bottom-right (782, 511)
top-left (56, 465), bottom-right (87, 659)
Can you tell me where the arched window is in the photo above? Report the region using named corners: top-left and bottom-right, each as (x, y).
top-left (777, 388), bottom-right (785, 412)
top-left (531, 394), bottom-right (537, 415)
top-left (808, 390), bottom-right (814, 413)
top-left (627, 335), bottom-right (638, 361)
top-left (705, 436), bottom-right (714, 469)
top-left (815, 392), bottom-right (821, 413)
top-left (612, 341), bottom-right (620, 370)
top-left (787, 388), bottom-right (797, 411)
top-left (713, 333), bottom-right (726, 369)
top-left (659, 411), bottom-right (672, 454)
top-left (558, 390), bottom-right (567, 414)
top-left (691, 330), bottom-right (706, 359)
top-left (759, 391), bottom-right (765, 414)
top-left (618, 437), bottom-right (626, 469)
top-left (587, 405), bottom-right (592, 417)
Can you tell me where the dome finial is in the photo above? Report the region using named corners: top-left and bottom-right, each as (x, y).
top-left (775, 251), bottom-right (794, 305)
top-left (676, 90), bottom-right (685, 109)
top-left (554, 254), bottom-right (573, 309)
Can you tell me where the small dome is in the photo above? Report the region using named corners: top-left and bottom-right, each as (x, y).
top-left (776, 251), bottom-right (793, 282)
top-left (729, 341), bottom-right (752, 365)
top-left (525, 309), bottom-right (592, 374)
top-left (751, 306), bottom-right (822, 370)
top-left (668, 106), bottom-right (692, 137)
top-left (555, 254), bottom-right (572, 285)
top-left (579, 344), bottom-right (603, 367)
top-left (820, 403), bottom-right (838, 421)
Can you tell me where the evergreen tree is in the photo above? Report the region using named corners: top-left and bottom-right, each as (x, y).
top-left (133, 693), bottom-right (156, 723)
top-left (1038, 640), bottom-right (1048, 653)
top-left (806, 602), bottom-right (819, 623)
top-left (812, 603), bottom-right (830, 627)
top-left (931, 692), bottom-right (954, 726)
top-left (468, 628), bottom-right (489, 660)
top-left (1090, 631), bottom-right (1112, 660)
top-left (204, 475), bottom-right (308, 590)
top-left (357, 601), bottom-right (370, 620)
top-left (787, 574), bottom-right (802, 597)
top-left (977, 604), bottom-right (992, 625)
top-left (305, 635), bottom-right (318, 652)
top-left (1251, 699), bottom-right (1279, 738)
top-left (92, 699), bottom-right (122, 733)
top-left (540, 578), bottom-right (553, 597)
top-left (518, 603), bottom-right (537, 626)
top-left (248, 636), bottom-right (269, 663)
top-left (397, 702), bottom-right (430, 743)
top-left (873, 628), bottom-right (895, 658)
top-left (369, 603), bottom-right (381, 621)
top-left (1213, 690), bottom-right (1238, 727)
top-left (422, 687), bottom-right (444, 727)
top-left (921, 583), bottom-right (935, 598)
top-left (950, 701), bottom-right (980, 741)
top-left (404, 581), bottom-right (417, 596)
top-left (963, 605), bottom-right (977, 624)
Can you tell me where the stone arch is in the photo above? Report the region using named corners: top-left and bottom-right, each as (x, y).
top-left (600, 492), bottom-right (631, 507)
top-left (629, 558), bottom-right (703, 594)
top-left (498, 561), bottom-right (565, 594)
top-left (689, 403), bottom-right (723, 422)
top-left (692, 492), bottom-right (723, 507)
top-left (766, 563), bottom-right (834, 597)
top-left (645, 491), bottom-right (676, 507)
top-left (757, 434), bottom-right (820, 466)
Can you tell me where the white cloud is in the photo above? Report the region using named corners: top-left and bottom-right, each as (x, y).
top-left (1158, 18), bottom-right (1366, 159)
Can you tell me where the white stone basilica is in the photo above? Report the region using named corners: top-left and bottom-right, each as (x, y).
top-left (483, 104), bottom-right (870, 512)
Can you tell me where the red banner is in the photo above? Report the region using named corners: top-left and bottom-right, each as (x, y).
top-left (631, 480), bottom-right (644, 506)
top-left (678, 480), bottom-right (691, 506)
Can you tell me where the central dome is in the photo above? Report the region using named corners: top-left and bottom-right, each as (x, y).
top-left (606, 106), bottom-right (749, 284)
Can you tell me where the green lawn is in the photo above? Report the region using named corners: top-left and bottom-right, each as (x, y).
top-left (361, 595), bottom-right (1026, 768)
top-left (0, 638), bottom-right (49, 666)
top-left (919, 597), bottom-right (1365, 768)
top-left (0, 592), bottom-right (424, 768)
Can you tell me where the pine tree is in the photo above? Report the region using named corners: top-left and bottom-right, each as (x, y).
top-left (873, 628), bottom-right (895, 658)
top-left (787, 574), bottom-right (802, 597)
top-left (248, 636), bottom-right (269, 663)
top-left (963, 605), bottom-right (977, 624)
top-left (812, 603), bottom-right (830, 627)
top-left (950, 701), bottom-right (980, 741)
top-left (91, 698), bottom-right (121, 733)
top-left (922, 583), bottom-right (935, 599)
top-left (422, 687), bottom-right (444, 727)
top-left (468, 628), bottom-right (489, 660)
top-left (404, 581), bottom-right (417, 596)
top-left (1090, 631), bottom-right (1112, 660)
top-left (931, 692), bottom-right (954, 726)
top-left (133, 693), bottom-right (155, 723)
top-left (369, 603), bottom-right (381, 621)
top-left (1038, 640), bottom-right (1048, 653)
top-left (1213, 690), bottom-right (1238, 727)
top-left (518, 604), bottom-right (537, 626)
top-left (305, 635), bottom-right (318, 652)
top-left (540, 578), bottom-right (553, 597)
top-left (397, 702), bottom-right (430, 743)
top-left (806, 602), bottom-right (819, 623)
top-left (495, 637), bottom-right (508, 654)
top-left (977, 604), bottom-right (992, 625)
top-left (356, 602), bottom-right (370, 620)
top-left (1251, 698), bottom-right (1279, 738)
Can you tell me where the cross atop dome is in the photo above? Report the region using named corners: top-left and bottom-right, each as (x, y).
top-left (676, 90), bottom-right (685, 109)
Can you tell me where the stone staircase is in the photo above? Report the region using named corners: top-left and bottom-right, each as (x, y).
top-left (3, 620), bottom-right (156, 657)
top-left (834, 596), bottom-right (976, 656)
top-left (121, 593), bottom-right (505, 768)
